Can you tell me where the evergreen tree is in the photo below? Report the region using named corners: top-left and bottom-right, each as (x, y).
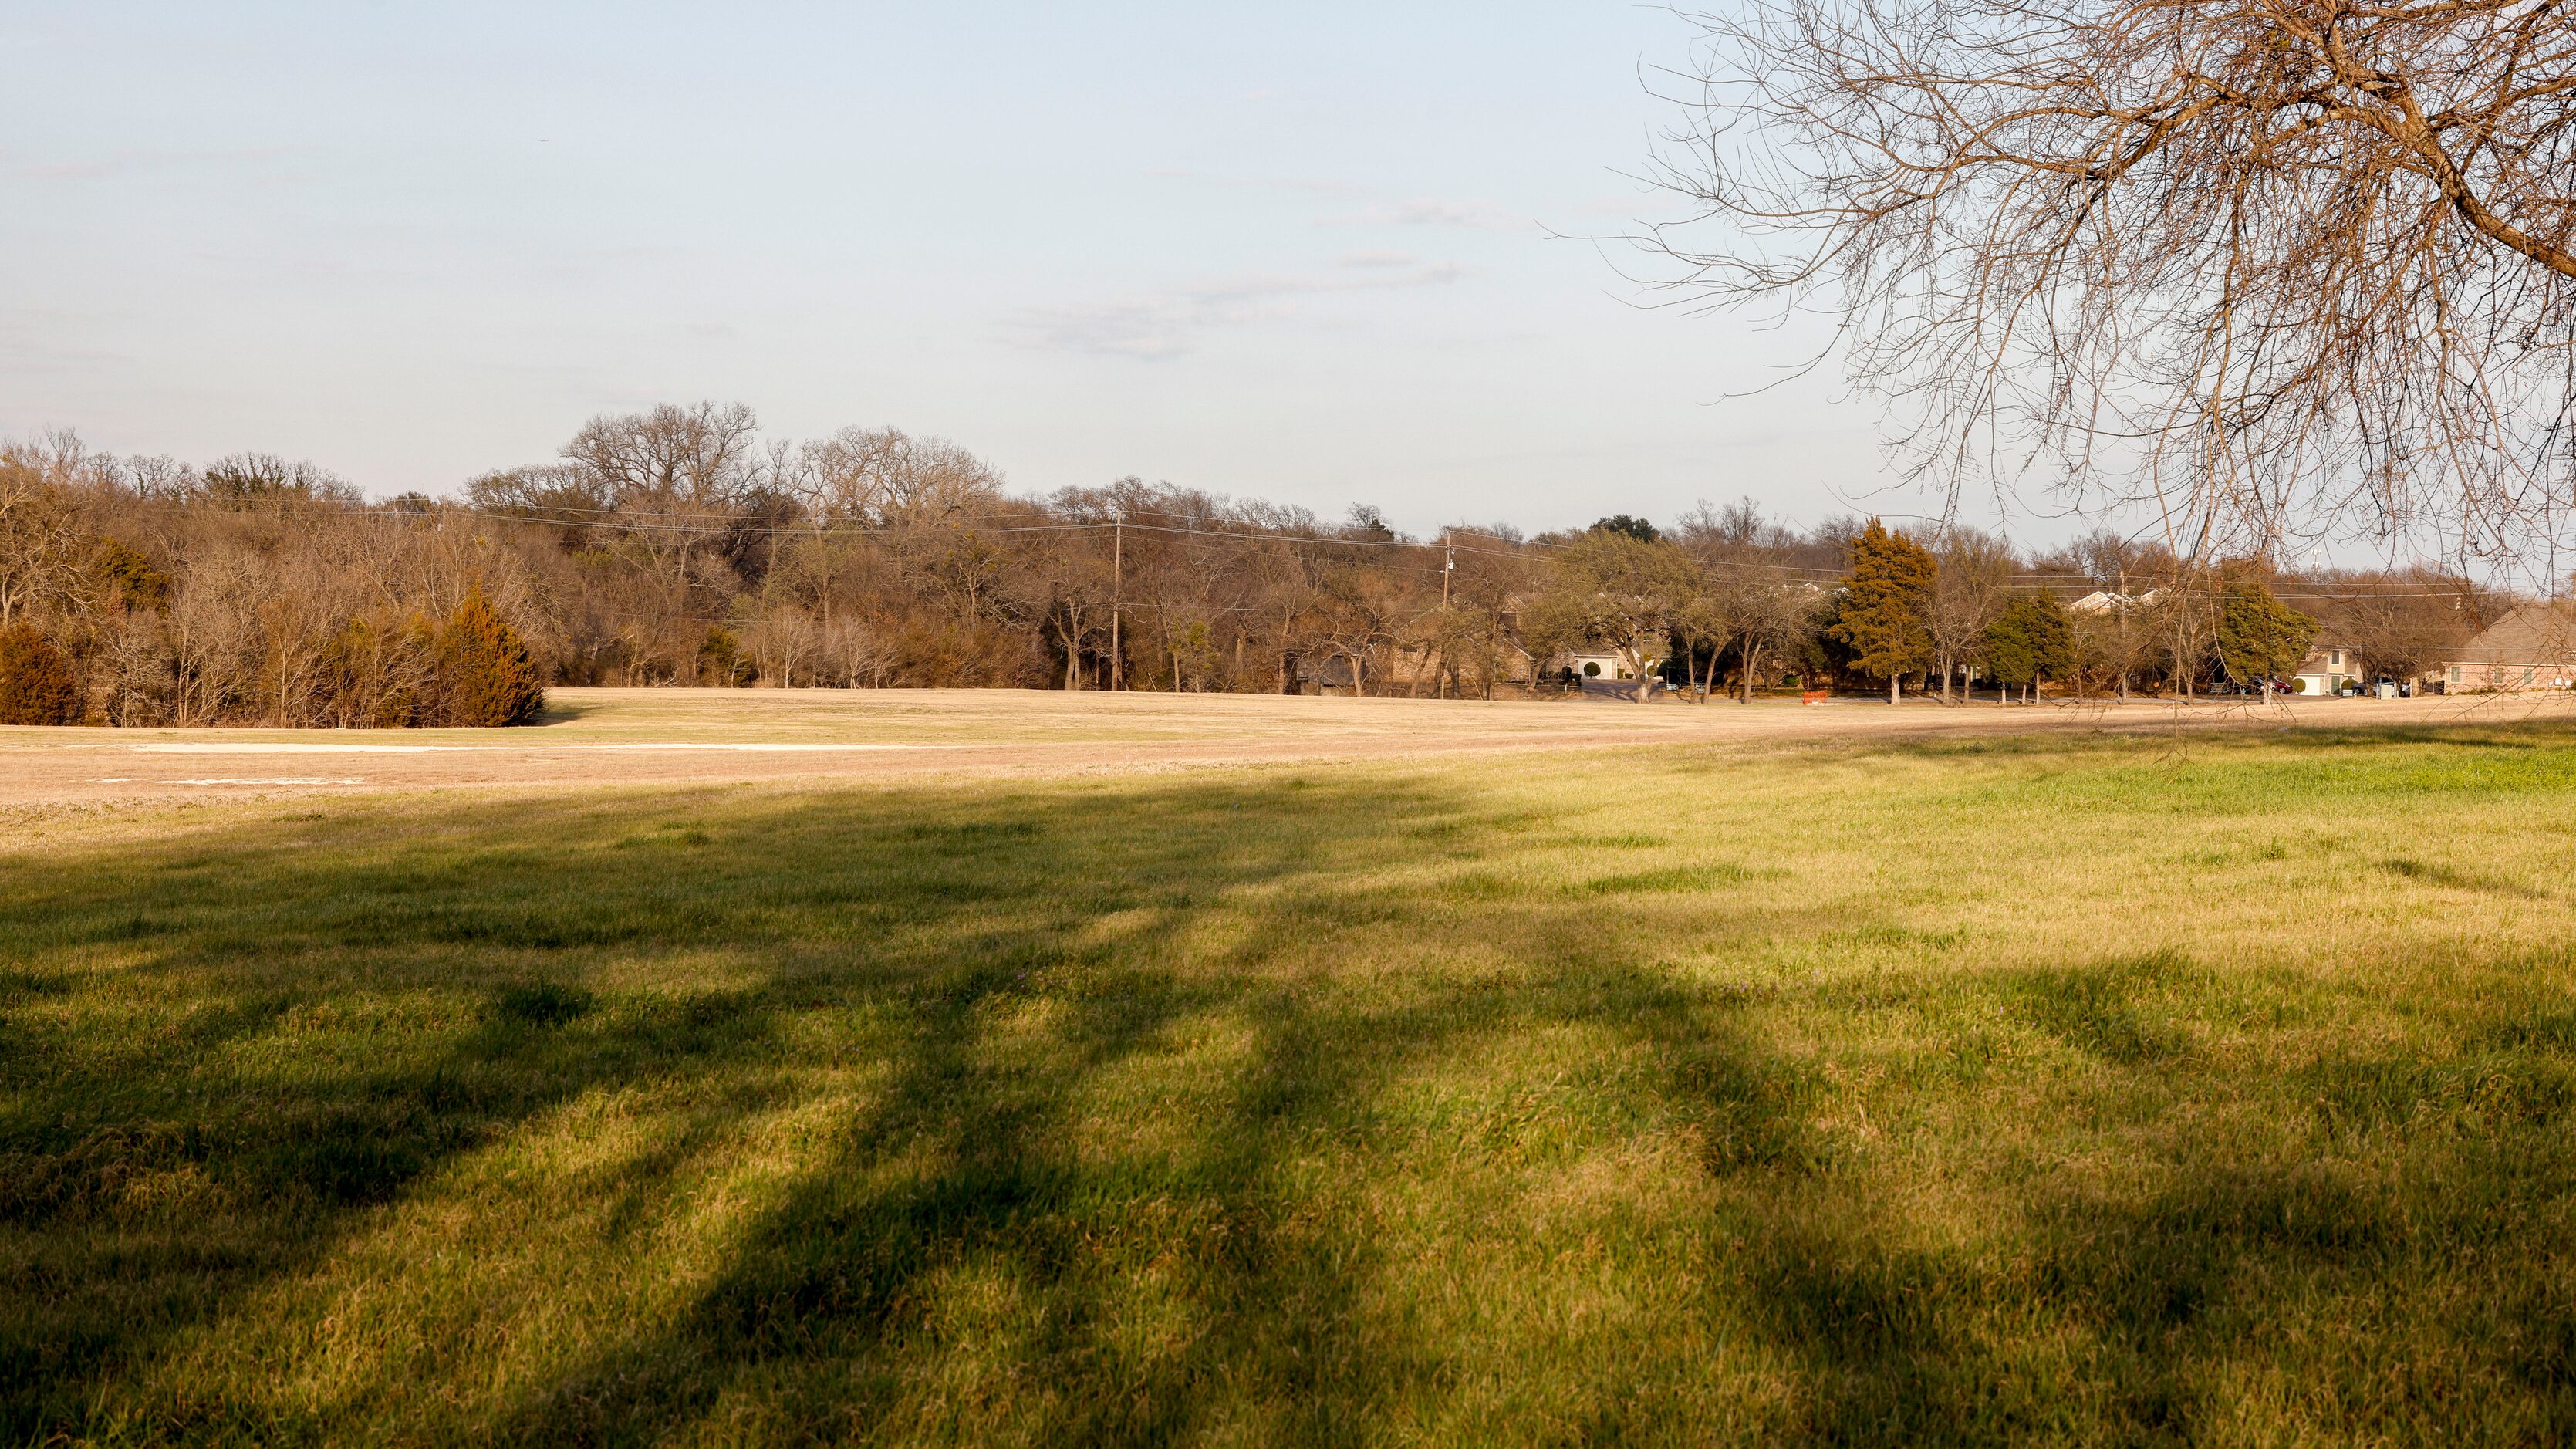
top-left (437, 588), bottom-right (545, 726)
top-left (89, 539), bottom-right (170, 613)
top-left (1983, 593), bottom-right (2076, 702)
top-left (0, 624), bottom-right (81, 724)
top-left (2217, 579), bottom-right (2319, 689)
top-left (699, 626), bottom-right (754, 687)
top-left (1831, 519), bottom-right (1936, 702)
top-left (1589, 514), bottom-right (1661, 544)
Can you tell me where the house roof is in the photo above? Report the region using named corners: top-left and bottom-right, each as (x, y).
top-left (2066, 587), bottom-right (2166, 614)
top-left (2294, 640), bottom-right (2356, 672)
top-left (2452, 603), bottom-right (2576, 666)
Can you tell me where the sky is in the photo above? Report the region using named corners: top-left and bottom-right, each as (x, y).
top-left (2, 2), bottom-right (1934, 539)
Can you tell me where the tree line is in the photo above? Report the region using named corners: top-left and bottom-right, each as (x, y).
top-left (0, 404), bottom-right (2504, 725)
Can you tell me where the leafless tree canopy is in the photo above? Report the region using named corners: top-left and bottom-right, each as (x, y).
top-left (1647, 0), bottom-right (2576, 568)
top-left (1, 410), bottom-right (2510, 724)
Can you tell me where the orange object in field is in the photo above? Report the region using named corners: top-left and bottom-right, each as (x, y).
top-left (1801, 689), bottom-right (1830, 705)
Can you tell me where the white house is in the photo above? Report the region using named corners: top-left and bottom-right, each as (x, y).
top-left (1545, 650), bottom-right (1653, 682)
top-left (2290, 643), bottom-right (2359, 697)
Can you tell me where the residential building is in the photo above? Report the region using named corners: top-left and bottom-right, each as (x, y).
top-left (2440, 603), bottom-right (2576, 693)
top-left (2292, 643), bottom-right (2358, 696)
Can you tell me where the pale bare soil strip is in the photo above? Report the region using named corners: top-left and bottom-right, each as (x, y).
top-left (4, 685), bottom-right (2557, 799)
top-left (2, 686), bottom-right (2568, 808)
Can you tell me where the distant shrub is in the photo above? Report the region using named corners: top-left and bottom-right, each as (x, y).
top-left (437, 589), bottom-right (545, 726)
top-left (89, 538), bottom-right (171, 613)
top-left (0, 624), bottom-right (82, 725)
top-left (700, 626), bottom-right (752, 687)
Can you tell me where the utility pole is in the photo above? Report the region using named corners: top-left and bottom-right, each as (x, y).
top-left (1439, 534), bottom-right (1455, 699)
top-left (1109, 508), bottom-right (1124, 691)
top-left (2117, 567), bottom-right (2130, 701)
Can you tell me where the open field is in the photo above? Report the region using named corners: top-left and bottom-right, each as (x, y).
top-left (3, 684), bottom-right (2571, 809)
top-left (8, 701), bottom-right (2576, 1444)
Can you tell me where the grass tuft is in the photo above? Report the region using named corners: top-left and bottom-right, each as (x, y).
top-left (491, 980), bottom-right (596, 1028)
top-left (1574, 863), bottom-right (1761, 894)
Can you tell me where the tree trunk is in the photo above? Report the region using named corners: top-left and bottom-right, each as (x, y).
top-left (1889, 674), bottom-right (1900, 704)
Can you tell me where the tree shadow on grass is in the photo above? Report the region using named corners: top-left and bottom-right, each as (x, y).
top-left (2, 763), bottom-right (1836, 1444)
top-left (1693, 949), bottom-right (2576, 1445)
top-left (11, 768), bottom-right (2576, 1443)
top-left (0, 772), bottom-right (1493, 1441)
top-left (474, 924), bottom-right (1860, 1445)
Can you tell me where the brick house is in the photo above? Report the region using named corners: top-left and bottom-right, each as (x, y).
top-left (2442, 603), bottom-right (2576, 693)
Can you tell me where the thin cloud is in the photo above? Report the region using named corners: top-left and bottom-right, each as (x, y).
top-left (1318, 198), bottom-right (1530, 233)
top-left (1331, 250), bottom-right (1420, 269)
top-left (1006, 262), bottom-right (1464, 359)
top-left (1148, 169), bottom-right (1528, 231)
top-left (0, 312), bottom-right (129, 373)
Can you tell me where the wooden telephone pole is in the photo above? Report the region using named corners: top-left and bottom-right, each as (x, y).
top-left (1439, 534), bottom-right (1455, 698)
top-left (1109, 508), bottom-right (1124, 691)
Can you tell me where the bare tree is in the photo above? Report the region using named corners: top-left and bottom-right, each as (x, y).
top-left (1926, 529), bottom-right (2016, 702)
top-left (0, 456), bottom-right (80, 627)
top-left (1675, 499), bottom-right (1828, 701)
top-left (2140, 569), bottom-right (2224, 697)
top-left (552, 404), bottom-right (764, 679)
top-left (1649, 0), bottom-right (2576, 566)
top-left (1524, 530), bottom-right (1701, 701)
top-left (817, 613), bottom-right (890, 687)
top-left (2316, 567), bottom-right (2487, 681)
top-left (1017, 525), bottom-right (1116, 690)
top-left (738, 598), bottom-right (820, 686)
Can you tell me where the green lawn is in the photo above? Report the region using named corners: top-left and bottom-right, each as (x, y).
top-left (7, 725), bottom-right (2576, 1444)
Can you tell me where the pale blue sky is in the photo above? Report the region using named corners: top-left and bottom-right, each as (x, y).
top-left (2, 2), bottom-right (1910, 535)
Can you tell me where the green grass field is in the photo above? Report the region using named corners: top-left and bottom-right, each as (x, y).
top-left (8, 724), bottom-right (2576, 1444)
